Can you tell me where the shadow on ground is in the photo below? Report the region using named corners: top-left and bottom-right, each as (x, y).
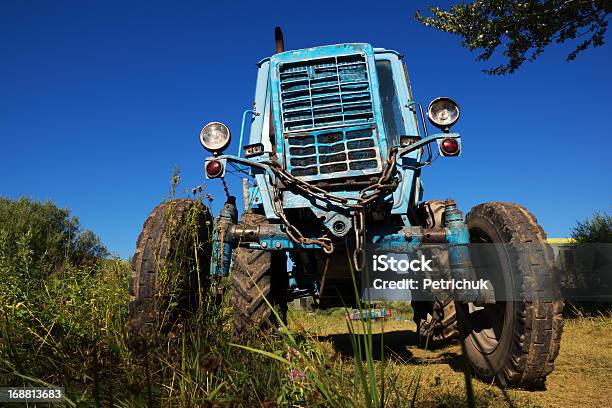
top-left (319, 329), bottom-right (462, 365)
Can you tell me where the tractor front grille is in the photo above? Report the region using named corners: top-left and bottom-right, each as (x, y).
top-left (278, 52), bottom-right (382, 181)
top-left (278, 54), bottom-right (375, 132)
top-left (286, 126), bottom-right (382, 179)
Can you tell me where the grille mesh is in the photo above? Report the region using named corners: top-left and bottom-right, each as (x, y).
top-left (278, 54), bottom-right (374, 132)
top-left (286, 127), bottom-right (381, 178)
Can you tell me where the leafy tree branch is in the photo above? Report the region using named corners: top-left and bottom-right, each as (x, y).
top-left (416, 0), bottom-right (610, 74)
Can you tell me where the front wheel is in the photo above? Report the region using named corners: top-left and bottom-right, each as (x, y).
top-left (128, 199), bottom-right (212, 336)
top-left (231, 212), bottom-right (288, 337)
top-left (461, 202), bottom-right (563, 389)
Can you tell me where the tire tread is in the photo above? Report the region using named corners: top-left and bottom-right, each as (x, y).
top-left (466, 202), bottom-right (563, 388)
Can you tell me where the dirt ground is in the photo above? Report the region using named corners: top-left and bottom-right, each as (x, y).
top-left (289, 310), bottom-right (612, 407)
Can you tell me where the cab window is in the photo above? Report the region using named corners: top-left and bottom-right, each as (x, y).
top-left (375, 60), bottom-right (405, 146)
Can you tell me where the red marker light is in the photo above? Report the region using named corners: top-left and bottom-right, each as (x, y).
top-left (206, 160), bottom-right (223, 178)
top-left (440, 138), bottom-right (460, 156)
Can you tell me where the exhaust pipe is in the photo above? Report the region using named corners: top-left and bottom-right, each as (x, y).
top-left (275, 26), bottom-right (284, 53)
top-left (269, 26), bottom-right (285, 139)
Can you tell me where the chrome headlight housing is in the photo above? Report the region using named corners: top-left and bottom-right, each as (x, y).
top-left (427, 97), bottom-right (460, 130)
top-left (199, 122), bottom-right (231, 153)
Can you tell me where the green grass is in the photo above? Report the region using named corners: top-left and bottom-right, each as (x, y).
top-left (2, 256), bottom-right (610, 408)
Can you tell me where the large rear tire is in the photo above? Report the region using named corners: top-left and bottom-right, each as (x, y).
top-left (128, 199), bottom-right (212, 336)
top-left (413, 200), bottom-right (460, 347)
top-left (462, 202), bottom-right (563, 389)
top-left (231, 212), bottom-right (287, 337)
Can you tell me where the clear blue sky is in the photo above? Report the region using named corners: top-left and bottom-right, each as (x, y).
top-left (1, 1), bottom-right (610, 258)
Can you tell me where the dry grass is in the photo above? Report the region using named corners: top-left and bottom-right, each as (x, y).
top-left (288, 309), bottom-right (612, 407)
top-left (518, 316), bottom-right (612, 407)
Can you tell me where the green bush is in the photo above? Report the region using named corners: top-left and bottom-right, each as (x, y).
top-left (0, 197), bottom-right (108, 273)
top-left (571, 210), bottom-right (612, 243)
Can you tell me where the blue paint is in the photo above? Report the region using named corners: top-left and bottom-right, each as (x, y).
top-left (442, 201), bottom-right (479, 300)
top-left (371, 234), bottom-right (423, 253)
top-left (214, 38), bottom-right (463, 231)
top-left (204, 41), bottom-right (474, 297)
top-left (211, 197), bottom-right (237, 276)
top-left (269, 44), bottom-right (387, 171)
top-left (237, 109), bottom-right (257, 157)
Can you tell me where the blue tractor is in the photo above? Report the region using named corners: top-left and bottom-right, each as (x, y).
top-left (129, 28), bottom-right (563, 389)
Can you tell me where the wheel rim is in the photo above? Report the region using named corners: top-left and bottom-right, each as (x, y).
top-left (465, 230), bottom-right (508, 354)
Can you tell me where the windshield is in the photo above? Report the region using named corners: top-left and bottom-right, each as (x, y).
top-left (375, 60), bottom-right (405, 147)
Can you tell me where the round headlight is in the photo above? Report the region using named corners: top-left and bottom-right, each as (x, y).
top-left (427, 97), bottom-right (460, 130)
top-left (199, 122), bottom-right (231, 152)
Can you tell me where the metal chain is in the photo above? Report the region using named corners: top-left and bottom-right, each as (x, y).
top-left (352, 209), bottom-right (366, 271)
top-left (266, 147), bottom-right (400, 270)
top-left (270, 178), bottom-right (335, 254)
